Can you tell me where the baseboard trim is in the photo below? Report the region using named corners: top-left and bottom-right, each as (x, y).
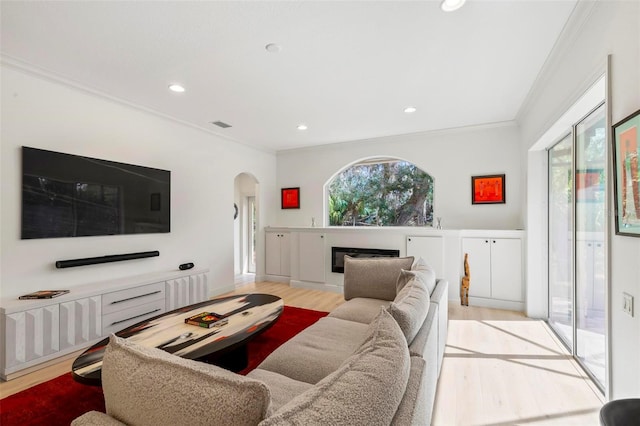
top-left (261, 275), bottom-right (291, 284)
top-left (1, 347), bottom-right (88, 381)
top-left (468, 297), bottom-right (524, 312)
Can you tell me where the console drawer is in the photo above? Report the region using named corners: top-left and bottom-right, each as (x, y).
top-left (102, 282), bottom-right (165, 315)
top-left (102, 299), bottom-right (166, 336)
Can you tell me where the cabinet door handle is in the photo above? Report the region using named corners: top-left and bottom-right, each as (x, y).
top-left (320, 235), bottom-right (324, 238)
top-left (485, 240), bottom-right (489, 243)
top-left (408, 238), bottom-right (412, 241)
top-left (110, 290), bottom-right (161, 305)
top-left (111, 308), bottom-right (161, 326)
top-left (493, 240), bottom-right (496, 243)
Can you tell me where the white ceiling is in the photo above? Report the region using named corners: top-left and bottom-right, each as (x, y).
top-left (1, 1), bottom-right (577, 152)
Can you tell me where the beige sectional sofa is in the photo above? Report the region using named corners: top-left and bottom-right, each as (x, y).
top-left (73, 256), bottom-right (449, 426)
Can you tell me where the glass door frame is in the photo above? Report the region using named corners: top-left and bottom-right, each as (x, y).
top-left (548, 132), bottom-right (575, 352)
top-left (547, 101), bottom-right (607, 394)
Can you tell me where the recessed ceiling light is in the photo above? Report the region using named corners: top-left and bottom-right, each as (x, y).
top-left (297, 124), bottom-right (308, 131)
top-left (168, 84), bottom-right (185, 93)
top-left (404, 106), bottom-right (417, 113)
top-left (440, 0), bottom-right (466, 12)
top-left (265, 43), bottom-right (282, 53)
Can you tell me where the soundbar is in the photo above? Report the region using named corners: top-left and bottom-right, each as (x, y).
top-left (55, 251), bottom-right (160, 269)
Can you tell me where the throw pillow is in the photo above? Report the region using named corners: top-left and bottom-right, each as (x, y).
top-left (343, 255), bottom-right (414, 301)
top-left (389, 275), bottom-right (430, 343)
top-left (412, 257), bottom-right (437, 295)
top-left (395, 268), bottom-right (422, 293)
top-left (260, 308), bottom-right (410, 425)
top-left (102, 335), bottom-right (271, 426)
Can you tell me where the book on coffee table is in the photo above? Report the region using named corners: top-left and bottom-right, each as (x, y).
top-left (185, 312), bottom-right (228, 328)
top-left (19, 290), bottom-right (70, 300)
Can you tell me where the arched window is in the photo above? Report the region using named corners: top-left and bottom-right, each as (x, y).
top-left (327, 158), bottom-right (434, 226)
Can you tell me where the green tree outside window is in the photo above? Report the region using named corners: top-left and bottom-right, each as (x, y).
top-left (328, 160), bottom-right (434, 226)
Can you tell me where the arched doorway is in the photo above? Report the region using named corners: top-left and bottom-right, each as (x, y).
top-left (234, 173), bottom-right (259, 285)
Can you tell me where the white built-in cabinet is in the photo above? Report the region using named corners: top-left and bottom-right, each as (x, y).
top-left (189, 273), bottom-right (209, 306)
top-left (298, 232), bottom-right (326, 283)
top-left (264, 227), bottom-right (525, 310)
top-left (461, 237), bottom-right (523, 309)
top-left (0, 269), bottom-right (208, 380)
top-left (406, 236), bottom-right (444, 277)
top-left (166, 277), bottom-right (190, 311)
top-left (3, 305), bottom-right (60, 370)
top-left (266, 231), bottom-right (291, 277)
top-left (165, 273), bottom-right (209, 311)
top-left (59, 296), bottom-right (102, 350)
top-left (102, 282), bottom-right (166, 336)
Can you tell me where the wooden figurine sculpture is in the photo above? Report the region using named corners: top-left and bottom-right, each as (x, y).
top-left (461, 253), bottom-right (470, 306)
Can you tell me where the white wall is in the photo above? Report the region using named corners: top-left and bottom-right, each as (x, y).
top-left (276, 123), bottom-right (523, 230)
top-left (518, 0), bottom-right (640, 399)
top-left (1, 65), bottom-right (277, 299)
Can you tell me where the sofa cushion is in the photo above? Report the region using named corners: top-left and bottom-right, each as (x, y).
top-left (257, 316), bottom-right (369, 384)
top-left (260, 309), bottom-right (410, 426)
top-left (343, 255), bottom-right (414, 301)
top-left (328, 297), bottom-right (392, 324)
top-left (101, 335), bottom-right (271, 426)
top-left (72, 411), bottom-right (126, 426)
top-left (247, 368), bottom-right (314, 413)
top-left (412, 257), bottom-right (437, 295)
top-left (388, 274), bottom-right (430, 343)
top-left (391, 356), bottom-right (430, 426)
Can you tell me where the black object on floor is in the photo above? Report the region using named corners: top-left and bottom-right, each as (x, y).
top-left (600, 398), bottom-right (640, 426)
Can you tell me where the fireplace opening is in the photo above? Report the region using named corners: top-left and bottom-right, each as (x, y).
top-left (331, 247), bottom-right (400, 273)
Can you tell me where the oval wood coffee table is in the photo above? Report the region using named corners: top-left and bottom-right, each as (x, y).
top-left (72, 293), bottom-right (283, 385)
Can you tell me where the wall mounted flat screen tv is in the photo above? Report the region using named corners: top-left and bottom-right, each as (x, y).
top-left (22, 147), bottom-right (170, 239)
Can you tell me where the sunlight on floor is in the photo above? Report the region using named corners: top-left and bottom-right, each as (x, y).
top-left (433, 304), bottom-right (604, 426)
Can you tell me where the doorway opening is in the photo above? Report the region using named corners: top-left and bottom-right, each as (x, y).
top-left (234, 173), bottom-right (259, 285)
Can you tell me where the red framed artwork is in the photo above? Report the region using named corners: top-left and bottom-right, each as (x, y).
top-left (471, 174), bottom-right (505, 204)
top-left (281, 187), bottom-right (300, 209)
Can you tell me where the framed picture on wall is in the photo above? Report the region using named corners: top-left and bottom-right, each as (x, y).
top-left (281, 187), bottom-right (300, 209)
top-left (471, 174), bottom-right (505, 204)
top-left (612, 108), bottom-right (640, 237)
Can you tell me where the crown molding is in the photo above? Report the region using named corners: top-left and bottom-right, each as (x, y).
top-left (1, 54), bottom-right (276, 155)
top-left (515, 0), bottom-right (599, 124)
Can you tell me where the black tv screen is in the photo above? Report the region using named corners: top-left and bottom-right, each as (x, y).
top-left (21, 147), bottom-right (170, 239)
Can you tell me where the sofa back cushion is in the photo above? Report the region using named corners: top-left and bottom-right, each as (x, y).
top-left (411, 257), bottom-right (437, 295)
top-left (343, 256), bottom-right (414, 301)
top-left (102, 335), bottom-right (271, 426)
top-left (260, 308), bottom-right (410, 425)
top-left (389, 272), bottom-right (430, 343)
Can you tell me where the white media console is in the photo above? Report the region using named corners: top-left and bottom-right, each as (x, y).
top-left (0, 268), bottom-right (209, 380)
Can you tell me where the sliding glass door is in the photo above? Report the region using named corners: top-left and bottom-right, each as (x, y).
top-left (575, 104), bottom-right (606, 386)
top-left (549, 134), bottom-right (574, 350)
top-left (548, 104), bottom-right (606, 390)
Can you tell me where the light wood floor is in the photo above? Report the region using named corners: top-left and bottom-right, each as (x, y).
top-left (433, 302), bottom-right (604, 425)
top-left (0, 282), bottom-right (604, 426)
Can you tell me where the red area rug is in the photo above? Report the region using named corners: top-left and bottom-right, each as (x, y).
top-left (0, 305), bottom-right (327, 426)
